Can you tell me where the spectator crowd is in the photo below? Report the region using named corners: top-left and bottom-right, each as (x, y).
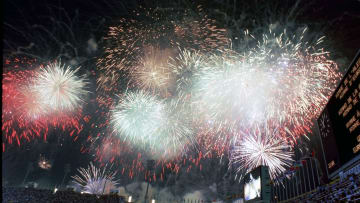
top-left (284, 172), bottom-right (360, 203)
top-left (3, 172), bottom-right (360, 203)
top-left (3, 187), bottom-right (126, 203)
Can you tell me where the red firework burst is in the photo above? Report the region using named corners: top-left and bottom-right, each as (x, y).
top-left (2, 57), bottom-right (88, 148)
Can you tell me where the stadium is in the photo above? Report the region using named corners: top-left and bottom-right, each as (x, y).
top-left (2, 0), bottom-right (360, 202)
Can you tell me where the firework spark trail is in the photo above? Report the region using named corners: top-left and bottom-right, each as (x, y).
top-left (72, 162), bottom-right (119, 195)
top-left (93, 26), bottom-right (340, 180)
top-left (91, 5), bottom-right (341, 180)
top-left (92, 133), bottom-right (214, 181)
top-left (94, 135), bottom-right (153, 180)
top-left (156, 99), bottom-right (195, 157)
top-left (92, 4), bottom-right (231, 174)
top-left (2, 66), bottom-right (40, 146)
top-left (97, 5), bottom-right (229, 94)
top-left (93, 135), bottom-right (145, 179)
top-left (92, 93), bottom-right (219, 181)
top-left (111, 91), bottom-right (165, 145)
top-left (87, 92), bottom-right (159, 180)
top-left (191, 27), bottom-right (340, 142)
top-left (230, 126), bottom-right (294, 180)
top-left (169, 48), bottom-right (205, 102)
top-left (94, 136), bottom-right (134, 165)
top-left (2, 59), bottom-right (88, 147)
top-left (110, 91), bottom-right (194, 159)
top-left (89, 105), bottom-right (201, 181)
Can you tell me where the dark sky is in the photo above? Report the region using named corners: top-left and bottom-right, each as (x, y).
top-left (4, 0), bottom-right (360, 65)
top-left (2, 0), bottom-right (360, 194)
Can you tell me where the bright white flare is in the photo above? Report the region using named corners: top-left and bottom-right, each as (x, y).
top-left (230, 127), bottom-right (294, 180)
top-left (111, 91), bottom-right (193, 158)
top-left (72, 162), bottom-right (118, 195)
top-left (31, 62), bottom-right (88, 112)
top-left (111, 91), bottom-right (165, 144)
top-left (191, 27), bottom-right (340, 141)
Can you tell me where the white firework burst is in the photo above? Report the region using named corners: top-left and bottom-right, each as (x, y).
top-left (31, 61), bottom-right (88, 112)
top-left (230, 126), bottom-right (294, 180)
top-left (72, 162), bottom-right (119, 195)
top-left (191, 27), bottom-right (340, 140)
top-left (111, 91), bottom-right (165, 144)
top-left (110, 91), bottom-right (194, 158)
top-left (169, 48), bottom-right (205, 102)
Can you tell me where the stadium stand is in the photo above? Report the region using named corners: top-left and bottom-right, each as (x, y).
top-left (2, 172), bottom-right (359, 202)
top-left (2, 187), bottom-right (127, 203)
top-left (281, 172), bottom-right (360, 202)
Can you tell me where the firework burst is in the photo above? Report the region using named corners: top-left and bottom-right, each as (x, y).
top-left (30, 62), bottom-right (88, 112)
top-left (38, 154), bottom-right (52, 170)
top-left (97, 5), bottom-right (229, 93)
top-left (230, 126), bottom-right (294, 180)
top-left (72, 162), bottom-right (119, 195)
top-left (111, 91), bottom-right (194, 159)
top-left (169, 48), bottom-right (205, 102)
top-left (111, 91), bottom-right (165, 144)
top-left (131, 46), bottom-right (176, 95)
top-left (191, 27), bottom-right (340, 142)
top-left (2, 59), bottom-right (88, 147)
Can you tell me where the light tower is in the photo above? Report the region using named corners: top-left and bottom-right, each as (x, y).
top-left (60, 163), bottom-right (71, 189)
top-left (144, 160), bottom-right (155, 203)
top-left (22, 162), bottom-right (34, 186)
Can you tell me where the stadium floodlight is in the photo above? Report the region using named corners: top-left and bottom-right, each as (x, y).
top-left (144, 160), bottom-right (155, 203)
top-left (22, 162), bottom-right (34, 186)
top-left (61, 164), bottom-right (71, 189)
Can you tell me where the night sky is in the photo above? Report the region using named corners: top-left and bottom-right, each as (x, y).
top-left (3, 0), bottom-right (360, 199)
